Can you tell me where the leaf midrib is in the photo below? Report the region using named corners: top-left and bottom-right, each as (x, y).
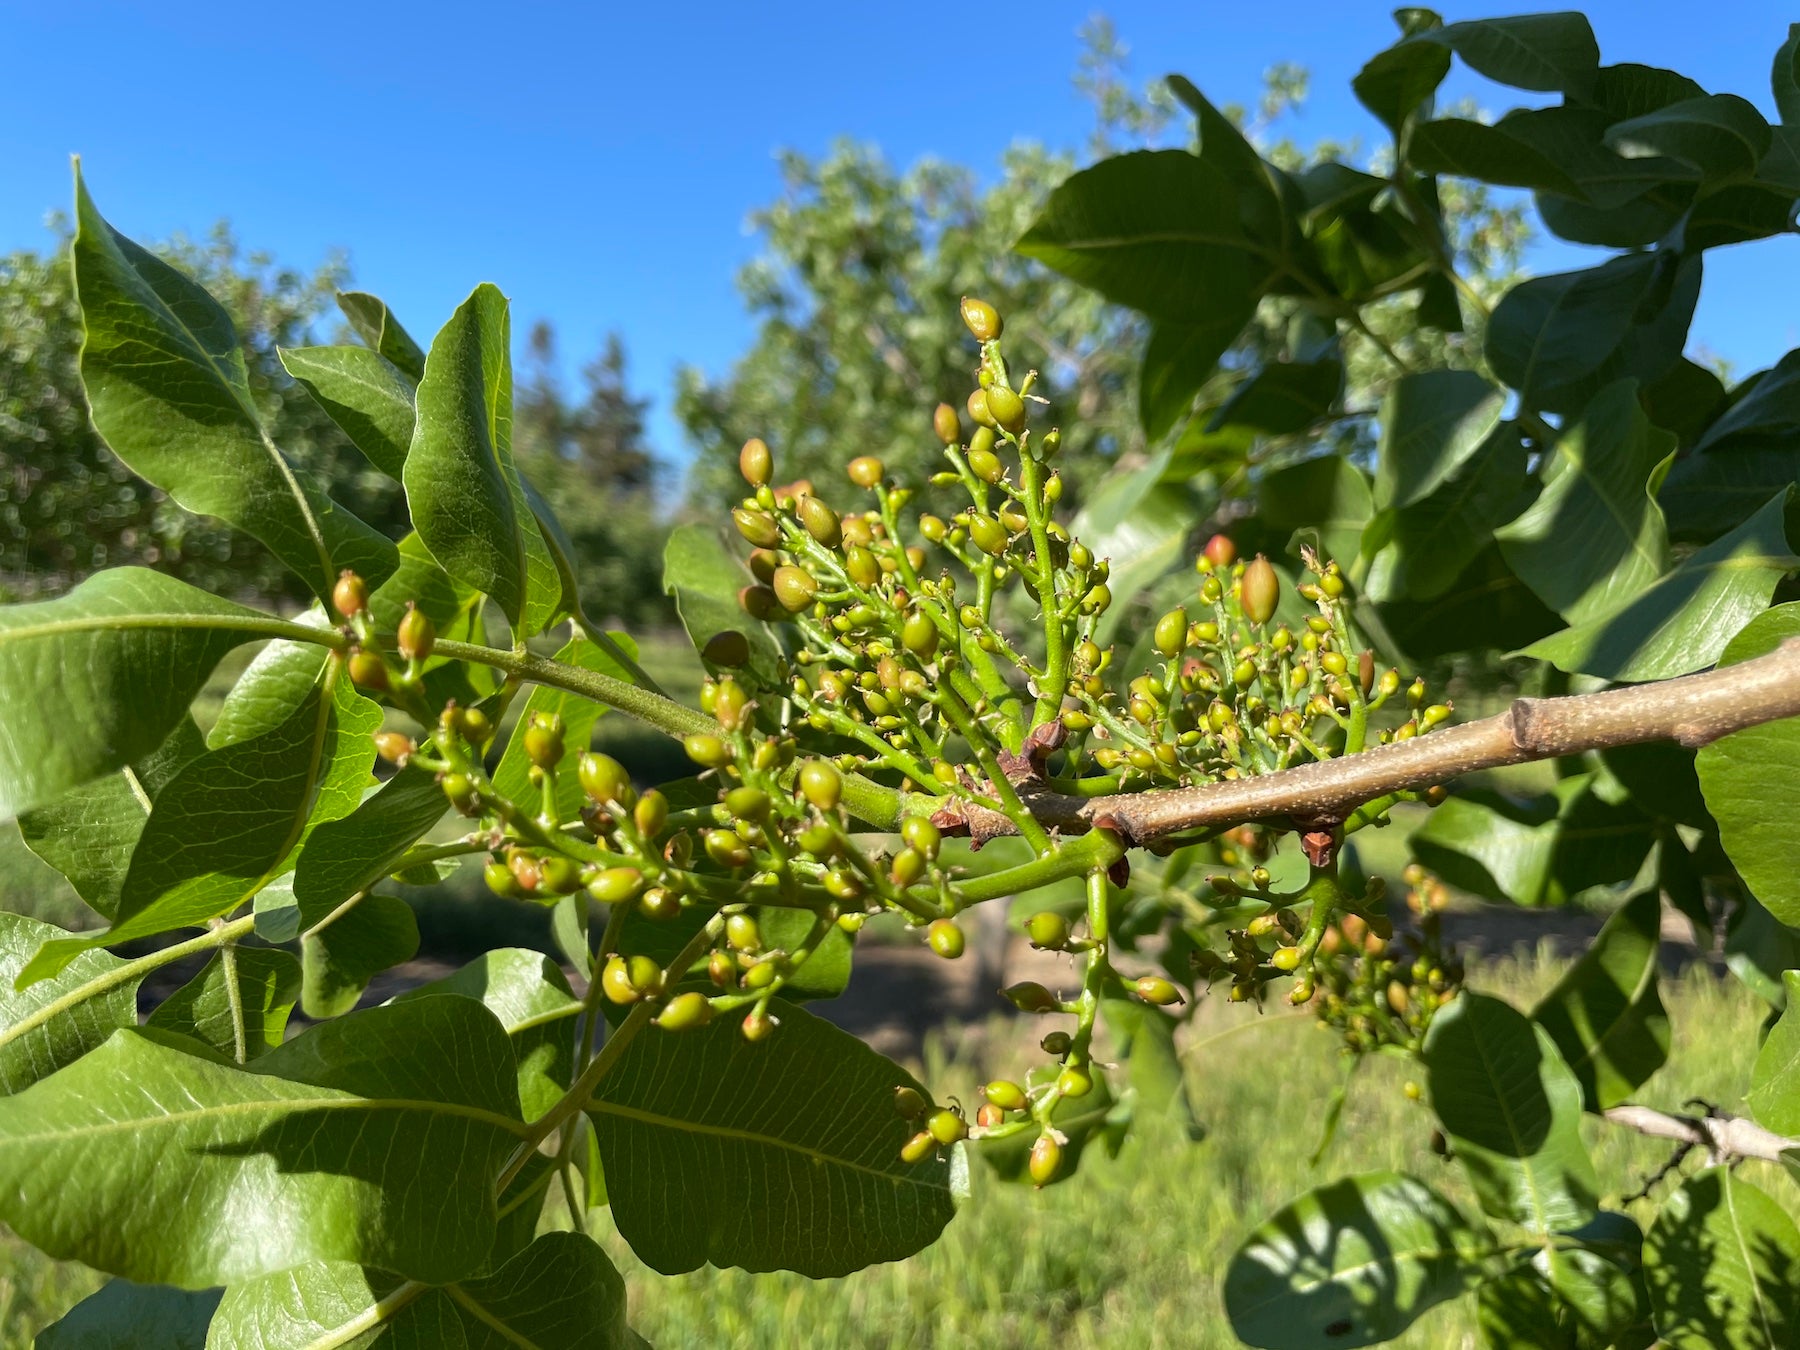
top-left (0, 1090), bottom-right (529, 1144)
top-left (589, 1098), bottom-right (945, 1189)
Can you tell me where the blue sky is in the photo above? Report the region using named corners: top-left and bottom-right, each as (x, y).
top-left (4, 2), bottom-right (1796, 471)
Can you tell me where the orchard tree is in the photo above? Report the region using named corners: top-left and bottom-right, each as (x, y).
top-left (5, 11), bottom-right (1800, 1350)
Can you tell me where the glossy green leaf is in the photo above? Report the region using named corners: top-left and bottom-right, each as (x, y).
top-left (1696, 604), bottom-right (1800, 929)
top-left (1663, 351), bottom-right (1800, 539)
top-left (1533, 891), bottom-right (1670, 1110)
top-left (336, 289), bottom-right (426, 382)
top-left (1166, 73), bottom-right (1288, 239)
top-left (1210, 358), bottom-right (1344, 439)
top-left (279, 344), bottom-right (416, 479)
top-left (1408, 776), bottom-right (1652, 908)
top-left (1353, 13), bottom-right (1451, 134)
top-left (23, 665), bottom-right (380, 984)
top-left (1644, 1168), bottom-right (1800, 1348)
top-left (0, 998), bottom-right (525, 1286)
top-left (1138, 313), bottom-right (1255, 441)
top-left (663, 522), bottom-right (786, 692)
top-left (1102, 995), bottom-right (1199, 1134)
top-left (204, 1232), bottom-right (642, 1349)
top-left (1606, 95), bottom-right (1772, 180)
top-left (1376, 369), bottom-right (1505, 509)
top-left (1422, 992), bottom-right (1599, 1234)
top-left (18, 715), bottom-right (206, 920)
top-left (36, 1280), bottom-right (220, 1350)
top-left (589, 999), bottom-right (955, 1277)
top-left (290, 762), bottom-right (450, 931)
top-left (206, 614), bottom-right (331, 749)
top-left (1224, 1171), bottom-right (1486, 1349)
top-left (1520, 491), bottom-right (1794, 681)
top-left (146, 947), bottom-right (301, 1062)
top-left (1259, 453), bottom-right (1373, 565)
top-left (0, 911), bottom-right (139, 1095)
top-left (0, 569), bottom-right (274, 819)
top-left (1377, 543), bottom-right (1562, 661)
top-left (1498, 380), bottom-right (1673, 624)
top-left (301, 892), bottom-right (420, 1018)
top-left (72, 167), bottom-right (395, 602)
top-left (405, 283), bottom-right (558, 637)
top-left (1072, 447), bottom-right (1198, 646)
top-left (491, 634), bottom-right (636, 823)
top-left (1016, 150), bottom-right (1271, 324)
top-left (393, 948), bottom-right (580, 1121)
top-left (1487, 252), bottom-right (1701, 416)
top-left (1366, 425), bottom-right (1534, 603)
top-left (1747, 971), bottom-right (1800, 1135)
top-left (1428, 13), bottom-right (1600, 97)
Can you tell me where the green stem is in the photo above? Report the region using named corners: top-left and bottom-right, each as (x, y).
top-left (219, 938), bottom-right (247, 1065)
top-left (0, 915), bottom-right (257, 1058)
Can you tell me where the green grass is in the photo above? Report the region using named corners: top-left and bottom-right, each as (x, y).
top-left (3, 953), bottom-right (1773, 1349)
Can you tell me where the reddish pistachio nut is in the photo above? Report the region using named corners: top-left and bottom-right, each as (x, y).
top-left (1240, 556), bottom-right (1280, 625)
top-left (332, 570), bottom-right (368, 619)
top-left (1203, 534), bottom-right (1237, 569)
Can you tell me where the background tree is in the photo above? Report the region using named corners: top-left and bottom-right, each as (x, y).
top-left (675, 23), bottom-right (1530, 513)
top-left (514, 322), bottom-right (672, 627)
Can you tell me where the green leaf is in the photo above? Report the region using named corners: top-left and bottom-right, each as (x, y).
top-left (0, 569), bottom-right (274, 819)
top-left (1367, 424), bottom-right (1534, 603)
top-left (1641, 356), bottom-right (1729, 451)
top-left (1224, 1171), bottom-right (1486, 1349)
top-left (205, 1232), bottom-right (643, 1349)
top-left (301, 892), bottom-right (420, 1018)
top-left (206, 614), bottom-right (332, 749)
top-left (491, 635), bottom-right (636, 823)
top-left (393, 948), bottom-right (580, 1121)
top-left (1377, 543), bottom-right (1561, 661)
top-left (405, 283), bottom-right (559, 637)
top-left (1663, 351), bottom-right (1800, 539)
top-left (589, 999), bottom-right (956, 1277)
top-left (662, 522), bottom-right (786, 692)
top-left (1353, 15), bottom-right (1452, 134)
top-left (1606, 95), bottom-right (1772, 180)
top-left (1428, 13), bottom-right (1600, 97)
top-left (1102, 995), bottom-right (1199, 1134)
top-left (279, 344), bottom-right (416, 479)
top-left (145, 946), bottom-right (300, 1061)
top-left (1775, 25), bottom-right (1800, 125)
top-left (22, 664), bottom-right (380, 984)
top-left (291, 762), bottom-right (451, 931)
top-left (1016, 150), bottom-right (1272, 324)
top-left (1070, 447), bottom-right (1198, 646)
top-left (1259, 453), bottom-right (1373, 565)
top-left (1644, 1168), bottom-right (1800, 1348)
top-left (1138, 313), bottom-right (1256, 441)
top-left (1376, 369), bottom-right (1506, 509)
top-left (1532, 891), bottom-right (1670, 1110)
top-left (1497, 380), bottom-right (1674, 624)
top-left (1748, 972), bottom-right (1800, 1134)
top-left (1210, 359), bottom-right (1344, 440)
top-left (35, 1280), bottom-right (220, 1350)
top-left (1725, 894), bottom-right (1800, 1010)
top-left (1409, 776), bottom-right (1654, 908)
top-left (1695, 602), bottom-right (1800, 929)
top-left (336, 289), bottom-right (427, 383)
top-left (17, 715), bottom-right (206, 920)
top-left (1422, 992), bottom-right (1598, 1234)
top-left (0, 911), bottom-right (139, 1095)
top-left (71, 166), bottom-right (395, 602)
top-left (1477, 1218), bottom-right (1651, 1346)
top-left (1487, 252), bottom-right (1701, 416)
top-left (1524, 490), bottom-right (1795, 679)
top-left (0, 997), bottom-right (524, 1286)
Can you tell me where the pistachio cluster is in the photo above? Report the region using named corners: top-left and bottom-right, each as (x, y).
top-left (1313, 866), bottom-right (1464, 1056)
top-left (331, 295), bottom-right (1462, 1188)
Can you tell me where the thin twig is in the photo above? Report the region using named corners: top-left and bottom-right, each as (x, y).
top-left (1604, 1103), bottom-right (1800, 1166)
